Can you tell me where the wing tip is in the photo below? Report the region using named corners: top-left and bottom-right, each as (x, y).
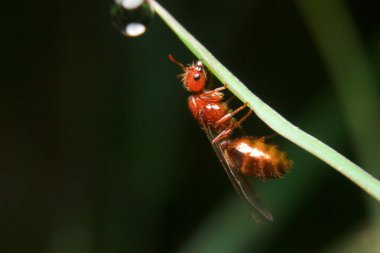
top-left (251, 211), bottom-right (274, 224)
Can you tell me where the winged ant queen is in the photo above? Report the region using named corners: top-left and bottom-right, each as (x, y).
top-left (169, 55), bottom-right (293, 222)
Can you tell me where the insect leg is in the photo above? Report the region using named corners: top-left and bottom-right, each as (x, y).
top-left (215, 103), bottom-right (248, 126)
top-left (202, 85), bottom-right (227, 95)
top-left (200, 85), bottom-right (227, 101)
top-left (212, 109), bottom-right (253, 144)
top-left (255, 133), bottom-right (278, 141)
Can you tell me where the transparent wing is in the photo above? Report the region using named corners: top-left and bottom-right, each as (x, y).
top-left (201, 122), bottom-right (273, 223)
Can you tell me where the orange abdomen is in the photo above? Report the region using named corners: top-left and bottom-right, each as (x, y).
top-left (223, 138), bottom-right (293, 179)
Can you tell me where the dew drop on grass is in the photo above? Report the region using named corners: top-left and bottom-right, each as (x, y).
top-left (111, 0), bottom-right (154, 37)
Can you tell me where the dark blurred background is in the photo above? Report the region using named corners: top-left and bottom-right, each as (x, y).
top-left (1, 0), bottom-right (380, 252)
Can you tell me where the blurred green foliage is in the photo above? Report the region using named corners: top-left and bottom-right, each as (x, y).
top-left (0, 0), bottom-right (379, 253)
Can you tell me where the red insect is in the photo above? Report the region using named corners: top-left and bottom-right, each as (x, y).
top-left (169, 55), bottom-right (293, 222)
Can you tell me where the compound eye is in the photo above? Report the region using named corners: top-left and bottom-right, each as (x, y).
top-left (193, 73), bottom-right (201, 81)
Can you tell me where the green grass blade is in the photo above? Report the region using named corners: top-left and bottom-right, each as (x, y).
top-left (151, 1), bottom-right (380, 202)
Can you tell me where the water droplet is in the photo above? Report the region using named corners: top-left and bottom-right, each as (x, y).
top-left (115, 0), bottom-right (144, 10)
top-left (125, 23), bottom-right (146, 37)
top-left (111, 0), bottom-right (154, 37)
